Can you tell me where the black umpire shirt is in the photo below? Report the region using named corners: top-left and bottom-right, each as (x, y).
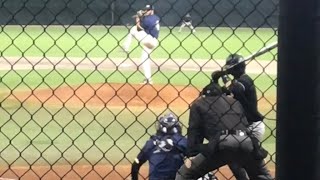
top-left (187, 93), bottom-right (249, 156)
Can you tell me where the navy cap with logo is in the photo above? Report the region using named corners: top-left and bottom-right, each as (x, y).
top-left (143, 4), bottom-right (154, 11)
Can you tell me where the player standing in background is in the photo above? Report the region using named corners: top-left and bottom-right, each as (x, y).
top-left (122, 4), bottom-right (160, 84)
top-left (178, 13), bottom-right (196, 33)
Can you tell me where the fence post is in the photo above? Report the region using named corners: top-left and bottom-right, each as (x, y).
top-left (111, 0), bottom-right (115, 25)
top-left (277, 0), bottom-right (318, 179)
top-left (315, 1), bottom-right (320, 179)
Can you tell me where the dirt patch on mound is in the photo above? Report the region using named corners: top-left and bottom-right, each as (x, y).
top-left (10, 83), bottom-right (201, 108)
top-left (8, 82), bottom-right (275, 112)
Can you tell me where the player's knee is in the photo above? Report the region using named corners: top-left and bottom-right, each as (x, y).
top-left (144, 43), bottom-right (154, 49)
top-left (130, 26), bottom-right (138, 35)
top-left (143, 39), bottom-right (158, 49)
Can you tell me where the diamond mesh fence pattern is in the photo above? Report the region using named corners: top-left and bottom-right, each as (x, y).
top-left (0, 0), bottom-right (278, 179)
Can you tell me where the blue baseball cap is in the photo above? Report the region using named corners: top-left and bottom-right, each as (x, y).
top-left (143, 4), bottom-right (154, 11)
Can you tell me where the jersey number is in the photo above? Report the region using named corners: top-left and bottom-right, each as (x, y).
top-left (155, 20), bottom-right (160, 31)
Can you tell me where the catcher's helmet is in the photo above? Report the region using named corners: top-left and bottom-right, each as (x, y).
top-left (156, 112), bottom-right (181, 134)
top-left (224, 54), bottom-right (246, 77)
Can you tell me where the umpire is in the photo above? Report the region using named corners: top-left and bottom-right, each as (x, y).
top-left (175, 82), bottom-right (273, 180)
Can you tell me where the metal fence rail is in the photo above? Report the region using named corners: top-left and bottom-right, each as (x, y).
top-left (0, 0), bottom-right (278, 179)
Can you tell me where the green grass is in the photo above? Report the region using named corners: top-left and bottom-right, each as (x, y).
top-left (0, 26), bottom-right (277, 60)
top-left (0, 105), bottom-right (276, 167)
top-left (0, 69), bottom-right (276, 91)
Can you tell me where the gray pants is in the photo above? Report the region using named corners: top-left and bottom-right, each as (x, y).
top-left (229, 121), bottom-right (268, 180)
top-left (175, 135), bottom-right (273, 180)
top-left (179, 21), bottom-right (195, 33)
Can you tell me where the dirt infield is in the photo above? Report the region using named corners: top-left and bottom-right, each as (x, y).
top-left (0, 164), bottom-right (275, 180)
top-left (10, 82), bottom-right (275, 110)
top-left (4, 83), bottom-right (275, 180)
top-left (11, 83), bottom-right (201, 109)
top-left (0, 164), bottom-right (139, 180)
top-left (0, 164), bottom-right (218, 180)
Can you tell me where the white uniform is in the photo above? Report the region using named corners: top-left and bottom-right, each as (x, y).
top-left (122, 25), bottom-right (136, 53)
top-left (123, 9), bottom-right (160, 84)
top-left (179, 14), bottom-right (196, 33)
top-left (122, 26), bottom-right (158, 84)
top-left (123, 25), bottom-right (158, 52)
top-left (179, 21), bottom-right (196, 33)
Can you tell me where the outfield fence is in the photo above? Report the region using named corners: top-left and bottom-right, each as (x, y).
top-left (0, 0), bottom-right (278, 179)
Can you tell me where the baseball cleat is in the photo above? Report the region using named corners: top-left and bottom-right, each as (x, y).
top-left (140, 79), bottom-right (153, 85)
top-left (120, 46), bottom-right (129, 53)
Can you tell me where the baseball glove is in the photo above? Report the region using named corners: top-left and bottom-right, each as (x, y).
top-left (132, 10), bottom-right (144, 18)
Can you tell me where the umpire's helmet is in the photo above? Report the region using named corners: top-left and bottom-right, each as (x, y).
top-left (156, 112), bottom-right (181, 135)
top-left (201, 82), bottom-right (222, 97)
top-left (224, 54), bottom-right (246, 77)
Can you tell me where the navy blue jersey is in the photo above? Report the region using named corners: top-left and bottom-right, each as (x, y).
top-left (136, 134), bottom-right (187, 180)
top-left (141, 15), bottom-right (160, 39)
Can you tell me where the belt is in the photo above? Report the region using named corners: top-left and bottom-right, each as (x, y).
top-left (220, 130), bottom-right (247, 136)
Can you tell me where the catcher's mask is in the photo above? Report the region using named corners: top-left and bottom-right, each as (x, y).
top-left (223, 54), bottom-right (246, 77)
top-left (156, 112), bottom-right (181, 135)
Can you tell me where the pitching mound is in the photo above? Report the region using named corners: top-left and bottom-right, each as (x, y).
top-left (11, 83), bottom-right (201, 108)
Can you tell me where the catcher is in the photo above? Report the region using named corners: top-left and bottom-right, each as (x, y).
top-left (131, 112), bottom-right (217, 180)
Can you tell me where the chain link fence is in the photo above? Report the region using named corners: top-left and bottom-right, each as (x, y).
top-left (0, 0), bottom-right (278, 179)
